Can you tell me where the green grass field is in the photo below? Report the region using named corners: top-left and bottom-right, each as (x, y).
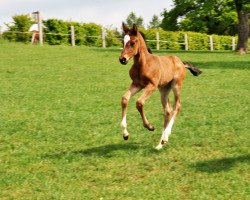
top-left (0, 42), bottom-right (249, 199)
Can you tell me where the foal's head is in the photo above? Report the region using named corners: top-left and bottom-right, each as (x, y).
top-left (119, 23), bottom-right (142, 65)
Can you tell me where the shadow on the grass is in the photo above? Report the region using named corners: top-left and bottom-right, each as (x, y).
top-left (196, 61), bottom-right (250, 70)
top-left (74, 143), bottom-right (140, 157)
top-left (43, 142), bottom-right (159, 159)
top-left (191, 154), bottom-right (250, 173)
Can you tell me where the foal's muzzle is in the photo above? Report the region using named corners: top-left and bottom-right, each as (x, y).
top-left (119, 57), bottom-right (128, 65)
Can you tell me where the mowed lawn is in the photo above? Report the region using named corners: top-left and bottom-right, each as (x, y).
top-left (0, 42), bottom-right (249, 199)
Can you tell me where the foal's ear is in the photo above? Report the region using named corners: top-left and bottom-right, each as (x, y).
top-left (122, 22), bottom-right (129, 34)
top-left (131, 24), bottom-right (138, 35)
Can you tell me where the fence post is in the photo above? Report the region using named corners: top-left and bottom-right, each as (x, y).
top-left (102, 27), bottom-right (106, 48)
top-left (70, 26), bottom-right (75, 46)
top-left (156, 32), bottom-right (160, 50)
top-left (232, 37), bottom-right (235, 51)
top-left (209, 35), bottom-right (213, 51)
top-left (37, 11), bottom-right (43, 46)
top-left (184, 34), bottom-right (188, 50)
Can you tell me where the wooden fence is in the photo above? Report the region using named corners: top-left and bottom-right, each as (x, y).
top-left (0, 25), bottom-right (237, 51)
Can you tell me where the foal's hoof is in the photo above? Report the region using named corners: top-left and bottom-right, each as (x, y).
top-left (155, 140), bottom-right (168, 150)
top-left (155, 144), bottom-right (163, 150)
top-left (144, 124), bottom-right (155, 131)
top-left (161, 140), bottom-right (168, 145)
top-left (123, 135), bottom-right (129, 140)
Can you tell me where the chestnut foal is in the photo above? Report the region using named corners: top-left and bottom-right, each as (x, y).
top-left (119, 24), bottom-right (201, 150)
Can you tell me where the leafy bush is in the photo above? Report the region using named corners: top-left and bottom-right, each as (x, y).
top-left (143, 29), bottom-right (157, 49)
top-left (187, 32), bottom-right (209, 50)
top-left (44, 19), bottom-right (69, 45)
top-left (3, 15), bottom-right (33, 43)
top-left (81, 23), bottom-right (102, 47)
top-left (212, 35), bottom-right (233, 50)
top-left (105, 28), bottom-right (121, 47)
top-left (71, 22), bottom-right (87, 46)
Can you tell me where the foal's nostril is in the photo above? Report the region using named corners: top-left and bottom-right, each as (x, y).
top-left (119, 57), bottom-right (127, 65)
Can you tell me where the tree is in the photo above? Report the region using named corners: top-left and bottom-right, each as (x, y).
top-left (161, 0), bottom-right (249, 53)
top-left (234, 0), bottom-right (250, 53)
top-left (4, 14), bottom-right (33, 43)
top-left (124, 12), bottom-right (144, 28)
top-left (148, 15), bottom-right (161, 29)
top-left (161, 0), bottom-right (238, 35)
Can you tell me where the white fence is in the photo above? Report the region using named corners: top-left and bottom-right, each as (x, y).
top-left (0, 25), bottom-right (237, 51)
top-left (145, 32), bottom-right (236, 51)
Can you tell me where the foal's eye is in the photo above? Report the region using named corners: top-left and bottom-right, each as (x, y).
top-left (130, 41), bottom-right (135, 47)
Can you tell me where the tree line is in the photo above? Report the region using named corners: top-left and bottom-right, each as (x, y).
top-left (2, 0), bottom-right (249, 52)
top-left (3, 14), bottom-right (247, 51)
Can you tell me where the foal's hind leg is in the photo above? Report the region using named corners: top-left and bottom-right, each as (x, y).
top-left (155, 85), bottom-right (172, 149)
top-left (156, 80), bottom-right (182, 150)
top-left (160, 84), bottom-right (172, 127)
top-left (136, 83), bottom-right (157, 131)
top-left (121, 83), bottom-right (141, 140)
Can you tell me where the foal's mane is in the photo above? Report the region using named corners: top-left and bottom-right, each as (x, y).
top-left (139, 31), bottom-right (153, 54)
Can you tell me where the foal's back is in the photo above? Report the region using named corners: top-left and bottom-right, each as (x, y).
top-left (156, 55), bottom-right (186, 87)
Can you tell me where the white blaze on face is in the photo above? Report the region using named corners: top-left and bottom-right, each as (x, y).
top-left (123, 35), bottom-right (130, 48)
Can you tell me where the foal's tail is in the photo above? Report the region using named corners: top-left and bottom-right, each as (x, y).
top-left (183, 62), bottom-right (202, 76)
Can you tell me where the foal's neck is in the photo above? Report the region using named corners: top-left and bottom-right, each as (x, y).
top-left (134, 33), bottom-right (149, 66)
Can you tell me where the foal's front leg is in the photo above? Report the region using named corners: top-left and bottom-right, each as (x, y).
top-left (136, 83), bottom-right (157, 131)
top-left (121, 83), bottom-right (141, 140)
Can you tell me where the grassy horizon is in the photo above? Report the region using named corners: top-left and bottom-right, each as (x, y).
top-left (0, 42), bottom-right (249, 199)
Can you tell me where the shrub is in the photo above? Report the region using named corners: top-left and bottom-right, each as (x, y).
top-left (82, 23), bottom-right (102, 47)
top-left (186, 32), bottom-right (209, 50)
top-left (105, 28), bottom-right (121, 47)
top-left (3, 14), bottom-right (33, 43)
top-left (212, 35), bottom-right (232, 50)
top-left (71, 22), bottom-right (87, 46)
top-left (44, 19), bottom-right (69, 45)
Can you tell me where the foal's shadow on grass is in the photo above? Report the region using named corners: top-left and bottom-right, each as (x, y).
top-left (44, 142), bottom-right (156, 159)
top-left (197, 61), bottom-right (250, 70)
top-left (73, 143), bottom-right (141, 157)
top-left (190, 154), bottom-right (250, 173)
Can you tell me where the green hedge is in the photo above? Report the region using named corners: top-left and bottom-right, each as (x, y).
top-left (43, 20), bottom-right (121, 47)
top-left (2, 15), bottom-right (249, 50)
top-left (43, 20), bottom-right (103, 46)
top-left (144, 29), bottom-right (181, 50)
top-left (2, 17), bottom-right (120, 47)
top-left (143, 29), bottom-right (243, 51)
top-left (44, 19), bottom-right (69, 45)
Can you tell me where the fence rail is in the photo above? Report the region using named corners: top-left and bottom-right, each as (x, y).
top-left (0, 25), bottom-right (237, 51)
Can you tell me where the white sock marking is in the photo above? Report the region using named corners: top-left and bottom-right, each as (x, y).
top-left (121, 115), bottom-right (127, 128)
top-left (164, 117), bottom-right (174, 137)
top-left (121, 115), bottom-right (129, 136)
top-left (156, 117), bottom-right (175, 150)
